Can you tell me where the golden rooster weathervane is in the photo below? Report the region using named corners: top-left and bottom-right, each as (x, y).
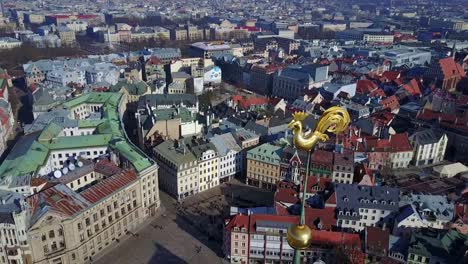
top-left (286, 106), bottom-right (350, 263)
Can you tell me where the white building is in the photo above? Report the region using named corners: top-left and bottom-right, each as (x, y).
top-left (0, 190), bottom-right (30, 264)
top-left (210, 133), bottom-right (242, 183)
top-left (396, 194), bottom-right (454, 230)
top-left (363, 33), bottom-right (394, 43)
top-left (46, 68), bottom-right (86, 87)
top-left (335, 184), bottom-right (399, 231)
top-left (409, 129), bottom-right (447, 166)
top-left (153, 140), bottom-right (199, 200)
top-left (0, 37), bottom-right (22, 49)
top-left (191, 141), bottom-right (219, 192)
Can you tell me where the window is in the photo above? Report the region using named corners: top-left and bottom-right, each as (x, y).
top-left (85, 218), bottom-right (90, 226)
top-left (49, 230), bottom-right (55, 239)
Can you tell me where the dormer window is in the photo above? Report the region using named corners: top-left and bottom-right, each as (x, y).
top-left (373, 200), bottom-right (378, 204)
top-left (344, 197), bottom-right (349, 202)
top-left (241, 227), bottom-right (246, 232)
top-left (390, 202), bottom-right (395, 206)
top-left (234, 227), bottom-right (239, 231)
top-left (382, 201), bottom-right (386, 205)
top-left (339, 211), bottom-right (343, 215)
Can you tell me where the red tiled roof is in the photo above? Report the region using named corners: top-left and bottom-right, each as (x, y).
top-left (371, 111), bottom-right (395, 126)
top-left (389, 133), bottom-right (412, 152)
top-left (439, 57), bottom-right (465, 79)
top-left (80, 169), bottom-right (137, 204)
top-left (94, 159), bottom-right (122, 177)
top-left (402, 78), bottom-right (422, 96)
top-left (225, 214), bottom-right (250, 231)
top-left (232, 95), bottom-right (270, 110)
top-left (381, 71), bottom-right (400, 82)
top-left (305, 207), bottom-right (336, 230)
top-left (276, 180), bottom-right (296, 190)
top-left (356, 79), bottom-right (378, 94)
top-left (146, 56), bottom-right (164, 65)
top-left (311, 230), bottom-right (361, 247)
top-left (379, 95), bottom-right (400, 111)
top-left (77, 14), bottom-right (99, 19)
top-left (366, 226), bottom-right (389, 252)
top-left (301, 176), bottom-right (332, 193)
top-left (235, 26), bottom-right (260, 32)
top-left (31, 178), bottom-right (48, 187)
top-left (333, 149), bottom-right (354, 167)
top-left (28, 184), bottom-right (89, 218)
top-left (359, 133), bottom-right (412, 152)
top-left (311, 149), bottom-right (333, 165)
top-left (50, 15), bottom-right (70, 19)
top-left (325, 192), bottom-right (337, 205)
top-left (274, 188), bottom-right (299, 204)
top-left (274, 202), bottom-right (291, 216)
top-left (416, 108), bottom-right (468, 125)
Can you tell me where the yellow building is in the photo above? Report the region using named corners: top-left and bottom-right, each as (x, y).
top-left (246, 143), bottom-right (282, 190)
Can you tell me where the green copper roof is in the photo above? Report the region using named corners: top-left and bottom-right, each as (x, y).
top-left (0, 91), bottom-right (154, 178)
top-left (110, 140), bottom-right (152, 172)
top-left (0, 141), bottom-right (49, 177)
top-left (409, 229), bottom-right (468, 261)
top-left (78, 119), bottom-right (105, 128)
top-left (38, 123), bottom-right (62, 142)
top-left (153, 107), bottom-right (194, 122)
top-left (48, 134), bottom-right (113, 150)
top-left (247, 143), bottom-right (282, 165)
top-left (62, 92), bottom-right (121, 109)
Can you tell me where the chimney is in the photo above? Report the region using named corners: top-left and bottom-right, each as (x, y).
top-left (382, 223), bottom-right (387, 231)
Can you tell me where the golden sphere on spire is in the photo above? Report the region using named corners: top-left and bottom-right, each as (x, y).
top-left (287, 224), bottom-right (312, 250)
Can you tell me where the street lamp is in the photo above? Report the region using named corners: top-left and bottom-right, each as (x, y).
top-left (286, 106), bottom-right (350, 264)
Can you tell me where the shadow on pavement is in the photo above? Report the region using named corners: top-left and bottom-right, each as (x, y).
top-left (148, 242), bottom-right (188, 264)
top-left (174, 212), bottom-right (224, 258)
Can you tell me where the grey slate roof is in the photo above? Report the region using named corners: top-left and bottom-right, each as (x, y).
top-left (210, 133), bottom-right (241, 156)
top-left (400, 194), bottom-right (454, 221)
top-left (335, 184), bottom-right (399, 220)
top-left (137, 94), bottom-right (198, 110)
top-left (409, 129), bottom-right (443, 145)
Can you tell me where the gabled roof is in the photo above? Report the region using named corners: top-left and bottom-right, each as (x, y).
top-left (402, 78), bottom-right (422, 96)
top-left (225, 214), bottom-right (249, 231)
top-left (305, 207), bottom-right (336, 230)
top-left (366, 226), bottom-right (389, 254)
top-left (438, 57), bottom-right (464, 79)
top-left (274, 188), bottom-right (299, 204)
top-left (356, 79), bottom-right (378, 94)
top-left (28, 183), bottom-right (91, 226)
top-left (380, 95), bottom-right (400, 111)
top-left (409, 129), bottom-right (443, 145)
top-left (80, 169), bottom-right (138, 204)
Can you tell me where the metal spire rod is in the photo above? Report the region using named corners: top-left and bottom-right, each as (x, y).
top-left (286, 107), bottom-right (350, 264)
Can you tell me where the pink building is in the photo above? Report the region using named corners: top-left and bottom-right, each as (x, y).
top-left (224, 214), bottom-right (249, 263)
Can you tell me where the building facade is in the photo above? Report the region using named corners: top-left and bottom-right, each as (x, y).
top-left (246, 144), bottom-right (282, 190)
